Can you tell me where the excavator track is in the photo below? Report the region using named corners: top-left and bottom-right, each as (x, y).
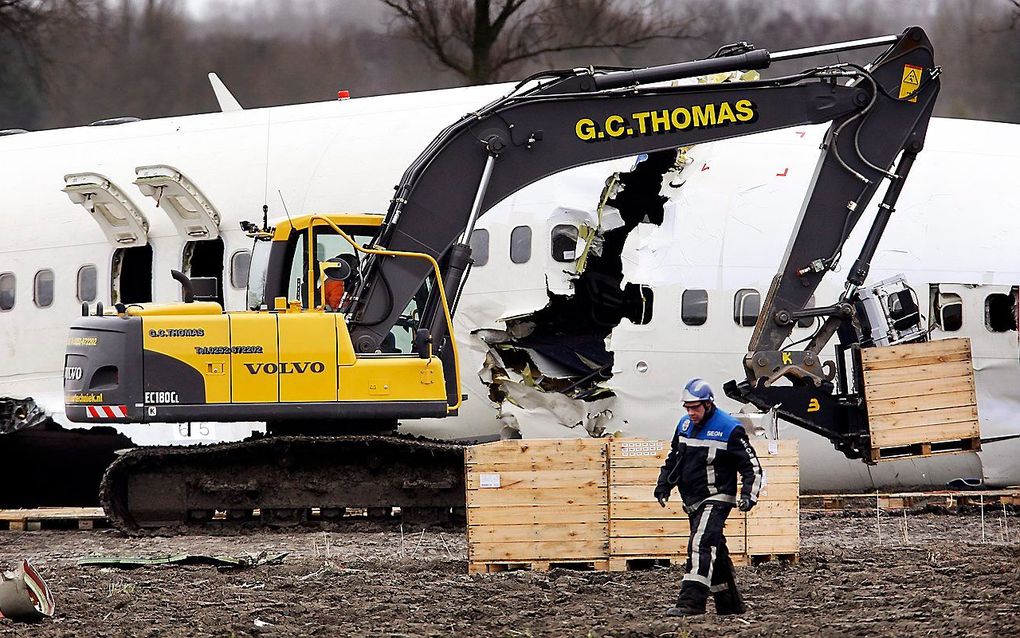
top-left (99, 435), bottom-right (467, 534)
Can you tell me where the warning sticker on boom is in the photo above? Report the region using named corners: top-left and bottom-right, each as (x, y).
top-left (899, 64), bottom-right (922, 103)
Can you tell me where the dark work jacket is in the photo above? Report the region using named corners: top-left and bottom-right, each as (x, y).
top-left (656, 407), bottom-right (764, 512)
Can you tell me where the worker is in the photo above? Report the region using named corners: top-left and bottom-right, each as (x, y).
top-left (654, 378), bottom-right (764, 617)
top-left (321, 256), bottom-right (351, 311)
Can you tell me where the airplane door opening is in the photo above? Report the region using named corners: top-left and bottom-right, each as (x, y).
top-left (183, 238), bottom-right (224, 306)
top-left (111, 245), bottom-right (153, 304)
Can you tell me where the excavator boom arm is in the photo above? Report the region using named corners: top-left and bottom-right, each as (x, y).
top-left (348, 28), bottom-right (939, 424)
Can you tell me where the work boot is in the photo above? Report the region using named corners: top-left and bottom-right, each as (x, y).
top-left (713, 586), bottom-right (747, 615)
top-left (666, 583), bottom-right (708, 617)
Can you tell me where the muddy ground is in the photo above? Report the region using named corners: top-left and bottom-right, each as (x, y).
top-left (1, 512), bottom-right (1017, 637)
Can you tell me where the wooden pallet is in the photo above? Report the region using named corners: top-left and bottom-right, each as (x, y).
top-left (468, 559), bottom-right (610, 575)
top-left (0, 507), bottom-right (106, 531)
top-left (867, 436), bottom-right (980, 463)
top-left (606, 552), bottom-right (799, 571)
top-left (607, 439), bottom-right (800, 565)
top-left (801, 488), bottom-right (1020, 512)
top-left (748, 553), bottom-right (800, 566)
top-left (465, 439), bottom-right (610, 567)
top-left (861, 338), bottom-right (980, 462)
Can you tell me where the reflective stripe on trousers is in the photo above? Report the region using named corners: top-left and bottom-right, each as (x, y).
top-left (681, 502), bottom-right (734, 589)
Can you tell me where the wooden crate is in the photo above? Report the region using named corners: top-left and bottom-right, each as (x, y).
top-left (465, 439), bottom-right (610, 574)
top-left (607, 439), bottom-right (799, 571)
top-left (861, 338), bottom-right (981, 462)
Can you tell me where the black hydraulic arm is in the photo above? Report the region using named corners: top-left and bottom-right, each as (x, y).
top-left (346, 28), bottom-right (938, 413)
top-left (745, 27), bottom-right (939, 371)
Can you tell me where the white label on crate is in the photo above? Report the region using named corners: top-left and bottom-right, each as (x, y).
top-left (768, 439), bottom-right (779, 455)
top-left (479, 473), bottom-right (501, 488)
top-left (619, 440), bottom-right (664, 457)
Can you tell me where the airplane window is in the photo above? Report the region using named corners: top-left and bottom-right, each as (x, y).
top-left (934, 292), bottom-right (963, 332)
top-left (231, 250), bottom-right (251, 289)
top-left (733, 288), bottom-right (760, 327)
top-left (77, 265), bottom-right (98, 302)
top-left (34, 269), bottom-right (55, 308)
top-left (0, 272), bottom-right (14, 311)
top-left (510, 226), bottom-right (532, 264)
top-left (681, 289), bottom-right (708, 326)
top-left (624, 284), bottom-right (654, 325)
top-left (985, 291), bottom-right (1018, 333)
top-left (469, 229), bottom-right (489, 267)
top-left (551, 224), bottom-right (578, 262)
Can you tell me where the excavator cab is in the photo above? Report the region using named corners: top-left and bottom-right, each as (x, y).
top-left (64, 213), bottom-right (458, 427)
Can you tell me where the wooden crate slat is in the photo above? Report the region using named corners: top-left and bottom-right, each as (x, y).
top-left (870, 423), bottom-right (979, 448)
top-left (610, 455), bottom-right (669, 469)
top-left (867, 404), bottom-right (977, 430)
top-left (469, 540), bottom-right (608, 562)
top-left (860, 338), bottom-right (971, 368)
top-left (859, 360), bottom-right (973, 386)
top-left (466, 469), bottom-right (606, 490)
top-left (609, 501), bottom-right (688, 519)
top-left (860, 337), bottom-right (970, 360)
top-left (468, 522), bottom-right (607, 543)
top-left (610, 464), bottom-right (799, 487)
top-left (611, 518), bottom-right (690, 537)
top-left (610, 536), bottom-right (690, 556)
top-left (467, 505), bottom-right (606, 526)
top-left (465, 459), bottom-right (604, 472)
top-left (466, 439), bottom-right (607, 465)
top-left (864, 373), bottom-right (974, 401)
top-left (862, 350), bottom-right (970, 371)
top-left (866, 389), bottom-right (977, 418)
top-left (466, 485), bottom-right (607, 508)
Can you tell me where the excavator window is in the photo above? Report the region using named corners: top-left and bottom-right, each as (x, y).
top-left (246, 238), bottom-right (271, 311)
top-left (284, 225), bottom-right (373, 310)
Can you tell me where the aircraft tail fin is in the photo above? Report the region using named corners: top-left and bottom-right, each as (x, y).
top-left (208, 73), bottom-right (243, 112)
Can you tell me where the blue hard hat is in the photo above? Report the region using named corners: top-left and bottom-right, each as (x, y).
top-left (681, 378), bottom-right (714, 403)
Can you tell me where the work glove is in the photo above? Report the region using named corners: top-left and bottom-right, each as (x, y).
top-left (737, 496), bottom-right (754, 512)
top-left (654, 485), bottom-right (670, 507)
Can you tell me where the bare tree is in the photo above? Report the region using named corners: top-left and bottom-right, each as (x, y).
top-left (0, 1), bottom-right (90, 67)
top-left (379, 0), bottom-right (696, 84)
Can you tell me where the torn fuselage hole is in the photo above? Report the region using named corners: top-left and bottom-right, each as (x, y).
top-left (0, 397), bottom-right (47, 434)
top-left (477, 149), bottom-right (678, 410)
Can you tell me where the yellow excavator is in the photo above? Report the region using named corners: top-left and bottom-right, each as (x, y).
top-left (65, 28), bottom-right (941, 531)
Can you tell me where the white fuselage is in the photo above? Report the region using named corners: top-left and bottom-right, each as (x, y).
top-left (1, 85), bottom-right (1017, 489)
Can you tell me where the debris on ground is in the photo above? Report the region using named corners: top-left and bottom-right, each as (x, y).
top-left (77, 551), bottom-right (287, 569)
top-left (0, 559), bottom-right (55, 622)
